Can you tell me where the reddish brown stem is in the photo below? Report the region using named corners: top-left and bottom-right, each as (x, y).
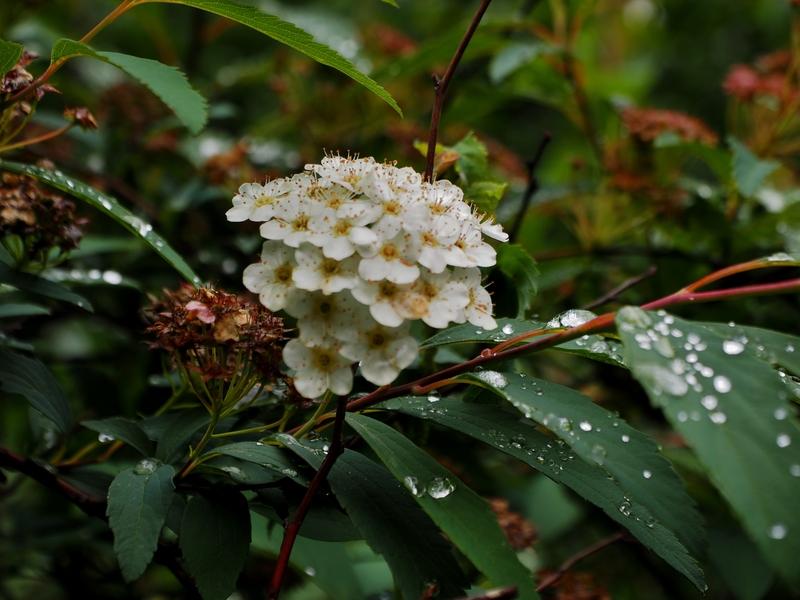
top-left (424, 0), bottom-right (494, 181)
top-left (582, 265), bottom-right (657, 311)
top-left (267, 394), bottom-right (349, 600)
top-left (536, 530), bottom-right (629, 592)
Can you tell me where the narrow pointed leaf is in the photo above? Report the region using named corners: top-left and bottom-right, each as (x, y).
top-left (455, 370), bottom-right (705, 561)
top-left (180, 491), bottom-right (251, 600)
top-left (204, 441), bottom-right (310, 485)
top-left (617, 307), bottom-right (800, 589)
top-left (345, 413), bottom-right (539, 598)
top-left (150, 0), bottom-right (401, 116)
top-left (0, 303), bottom-right (50, 318)
top-left (278, 436), bottom-right (470, 600)
top-left (381, 397), bottom-right (706, 591)
top-left (0, 348), bottom-right (72, 434)
top-left (0, 263), bottom-right (92, 311)
top-left (0, 160), bottom-right (202, 287)
top-left (0, 40), bottom-right (24, 76)
top-left (51, 39), bottom-right (207, 134)
top-left (156, 407), bottom-right (210, 463)
top-left (107, 462), bottom-right (175, 581)
top-left (82, 417), bottom-right (154, 457)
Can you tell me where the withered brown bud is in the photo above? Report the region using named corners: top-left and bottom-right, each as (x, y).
top-left (488, 498), bottom-right (538, 550)
top-left (620, 107), bottom-right (718, 146)
top-left (64, 106), bottom-right (98, 130)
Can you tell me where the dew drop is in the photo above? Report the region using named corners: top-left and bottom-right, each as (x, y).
top-left (777, 434), bottom-right (792, 448)
top-left (701, 395), bottom-right (718, 410)
top-left (722, 340), bottom-right (745, 355)
top-left (579, 421), bottom-right (593, 432)
top-left (475, 370), bottom-right (508, 389)
top-left (403, 476), bottom-right (425, 497)
top-left (643, 470), bottom-right (652, 479)
top-left (427, 476), bottom-right (456, 499)
top-left (98, 433), bottom-right (115, 443)
top-left (618, 500), bottom-right (632, 516)
top-left (768, 523), bottom-right (787, 540)
top-left (644, 515), bottom-right (657, 528)
top-left (710, 412), bottom-right (727, 424)
top-left (102, 270), bottom-right (123, 285)
top-left (786, 344), bottom-right (795, 353)
top-left (621, 434), bottom-right (630, 442)
top-left (502, 323), bottom-right (515, 335)
top-left (713, 375), bottom-right (732, 393)
top-left (790, 464), bottom-right (800, 477)
top-left (133, 458), bottom-right (160, 475)
top-left (427, 391), bottom-right (440, 403)
top-left (305, 567), bottom-right (317, 577)
top-left (774, 407), bottom-right (788, 420)
top-left (677, 411), bottom-right (688, 422)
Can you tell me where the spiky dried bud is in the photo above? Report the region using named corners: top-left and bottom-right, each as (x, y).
top-left (145, 284), bottom-right (285, 382)
top-left (0, 172), bottom-right (88, 261)
top-left (63, 106), bottom-right (98, 131)
top-left (620, 107), bottom-right (718, 146)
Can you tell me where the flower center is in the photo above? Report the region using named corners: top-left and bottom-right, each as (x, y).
top-left (378, 280), bottom-right (398, 299)
top-left (320, 258), bottom-right (340, 276)
top-left (275, 265), bottom-right (293, 283)
top-left (370, 332), bottom-right (387, 348)
top-left (319, 301), bottom-right (333, 315)
top-left (292, 214), bottom-right (310, 232)
top-left (379, 243), bottom-right (399, 261)
top-left (384, 200), bottom-right (402, 216)
top-left (421, 283), bottom-right (439, 300)
top-left (316, 352), bottom-right (332, 368)
top-left (420, 231), bottom-right (438, 247)
top-left (332, 220), bottom-right (352, 237)
top-left (254, 194), bottom-right (275, 208)
top-left (454, 238), bottom-right (467, 250)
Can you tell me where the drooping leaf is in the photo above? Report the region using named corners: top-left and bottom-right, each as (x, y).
top-left (278, 435), bottom-right (470, 600)
top-left (50, 39), bottom-right (207, 134)
top-left (496, 245), bottom-right (539, 317)
top-left (345, 413), bottom-right (539, 598)
top-left (156, 408), bottom-right (210, 464)
top-left (455, 370), bottom-right (706, 560)
top-left (0, 263), bottom-right (92, 311)
top-left (205, 441), bottom-right (310, 485)
top-left (617, 307), bottom-right (800, 589)
top-left (729, 136), bottom-right (781, 198)
top-left (180, 491), bottom-right (251, 600)
top-left (380, 396), bottom-right (706, 590)
top-left (0, 348), bottom-right (72, 435)
top-left (0, 40), bottom-right (24, 76)
top-left (82, 417), bottom-right (154, 457)
top-left (106, 461), bottom-right (175, 581)
top-left (150, 0), bottom-right (401, 117)
top-left (0, 303), bottom-right (51, 318)
top-left (0, 160), bottom-right (202, 287)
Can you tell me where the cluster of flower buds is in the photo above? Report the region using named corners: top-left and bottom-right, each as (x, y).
top-left (228, 156), bottom-right (507, 399)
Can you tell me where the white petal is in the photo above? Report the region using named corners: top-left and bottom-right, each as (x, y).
top-left (328, 367), bottom-right (354, 396)
top-left (226, 204), bottom-right (252, 222)
top-left (283, 339), bottom-right (312, 370)
top-left (360, 359), bottom-right (399, 386)
top-left (387, 336), bottom-right (418, 370)
top-left (386, 261), bottom-right (420, 284)
top-left (370, 302), bottom-right (405, 327)
top-left (359, 256), bottom-right (389, 282)
top-left (295, 371), bottom-right (328, 399)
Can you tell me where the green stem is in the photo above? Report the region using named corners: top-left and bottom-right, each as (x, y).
top-left (176, 411), bottom-right (220, 478)
top-left (293, 391), bottom-right (333, 439)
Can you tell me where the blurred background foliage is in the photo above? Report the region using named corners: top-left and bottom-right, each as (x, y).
top-left (1, 0), bottom-right (800, 598)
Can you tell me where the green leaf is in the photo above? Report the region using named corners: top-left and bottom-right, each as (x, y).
top-left (107, 462), bottom-right (175, 581)
top-left (0, 303), bottom-right (50, 318)
top-left (41, 267), bottom-right (140, 290)
top-left (0, 348), bottom-right (72, 435)
top-left (180, 491), bottom-right (251, 600)
top-left (707, 527), bottom-right (774, 600)
top-left (345, 413), bottom-right (539, 598)
top-left (701, 322), bottom-right (800, 378)
top-left (455, 371), bottom-right (706, 559)
top-left (156, 408), bottom-right (210, 464)
top-left (381, 0), bottom-right (399, 5)
top-left (489, 41), bottom-right (543, 84)
top-left (0, 263), bottom-right (92, 311)
top-left (278, 436), bottom-right (470, 600)
top-left (465, 181), bottom-right (507, 216)
top-left (451, 131), bottom-right (489, 185)
top-left (0, 160), bottom-right (202, 287)
top-left (496, 245), bottom-right (539, 317)
top-left (0, 333), bottom-right (33, 351)
top-left (153, 0), bottom-right (401, 117)
top-left (654, 132), bottom-right (732, 184)
top-left (205, 441), bottom-right (310, 485)
top-left (0, 40), bottom-right (24, 76)
top-left (199, 455), bottom-right (287, 485)
top-left (50, 39), bottom-right (207, 134)
top-left (82, 417), bottom-right (154, 457)
top-left (616, 307), bottom-right (800, 589)
top-left (381, 396), bottom-right (705, 589)
top-left (729, 136), bottom-right (781, 198)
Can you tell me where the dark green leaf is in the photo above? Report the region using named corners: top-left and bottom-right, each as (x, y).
top-left (451, 131), bottom-right (489, 185)
top-left (0, 333), bottom-right (33, 351)
top-left (707, 527), bottom-right (774, 600)
top-left (82, 417), bottom-right (154, 457)
top-left (489, 41), bottom-right (543, 84)
top-left (279, 436), bottom-right (470, 599)
top-left (42, 267), bottom-right (140, 290)
top-left (701, 322), bottom-right (800, 379)
top-left (152, 0), bottom-right (401, 116)
top-left (345, 413), bottom-right (539, 598)
top-left (465, 181), bottom-right (507, 216)
top-left (251, 492), bottom-right (363, 542)
top-left (180, 491), bottom-right (251, 600)
top-left (165, 493), bottom-right (186, 535)
top-left (0, 263), bottom-right (92, 311)
top-left (456, 371), bottom-right (705, 557)
top-left (61, 466), bottom-right (115, 499)
top-left (0, 160), bottom-right (202, 287)
top-left (198, 455), bottom-right (286, 484)
top-left (654, 132), bottom-right (732, 184)
top-left (50, 39), bottom-right (207, 134)
top-left (205, 441), bottom-right (310, 485)
top-left (0, 348), bottom-right (72, 434)
top-left (496, 245), bottom-right (539, 317)
top-left (107, 461), bottom-right (175, 581)
top-left (617, 307), bottom-right (800, 589)
top-left (0, 303), bottom-right (50, 318)
top-left (0, 40), bottom-right (23, 76)
top-left (156, 408), bottom-right (210, 464)
top-left (729, 136), bottom-right (780, 198)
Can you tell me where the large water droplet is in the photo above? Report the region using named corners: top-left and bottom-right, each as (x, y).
top-left (618, 500), bottom-right (632, 516)
top-left (305, 566), bottom-right (317, 577)
top-left (427, 476), bottom-right (456, 499)
top-left (701, 395), bottom-right (718, 410)
top-left (98, 433), bottom-right (115, 443)
top-left (102, 270), bottom-right (123, 285)
top-left (621, 434), bottom-right (630, 442)
top-left (475, 370), bottom-right (508, 389)
top-left (713, 375), bottom-right (732, 393)
top-left (403, 476), bottom-right (425, 497)
top-left (790, 464), bottom-right (800, 477)
top-left (774, 408), bottom-right (789, 420)
top-left (133, 458), bottom-right (160, 475)
top-left (589, 444), bottom-right (607, 465)
top-left (723, 340), bottom-right (745, 355)
top-left (634, 365), bottom-right (689, 398)
top-left (643, 470), bottom-right (652, 479)
top-left (777, 434), bottom-right (792, 448)
top-left (547, 309), bottom-right (597, 329)
top-left (502, 323), bottom-right (515, 335)
top-left (617, 306), bottom-right (653, 331)
top-left (579, 421), bottom-right (593, 432)
top-left (710, 412), bottom-right (727, 424)
top-left (768, 523), bottom-right (787, 540)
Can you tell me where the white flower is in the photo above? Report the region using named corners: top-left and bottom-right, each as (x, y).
top-left (358, 232), bottom-right (421, 284)
top-left (226, 179), bottom-right (294, 223)
top-left (402, 268), bottom-right (470, 328)
top-left (308, 182), bottom-right (356, 211)
top-left (307, 155), bottom-right (376, 193)
top-left (359, 163), bottom-right (423, 204)
top-left (283, 339), bottom-right (353, 399)
top-left (404, 209), bottom-right (461, 274)
top-left (422, 180), bottom-right (471, 219)
top-left (242, 241), bottom-right (299, 311)
top-left (350, 279), bottom-right (416, 327)
top-left (443, 220), bottom-right (497, 268)
top-left (292, 243), bottom-right (359, 295)
top-left (259, 190), bottom-right (325, 248)
top-left (452, 267), bottom-right (496, 329)
top-left (308, 202), bottom-right (379, 260)
top-left (338, 321), bottom-right (418, 386)
top-left (285, 290), bottom-right (364, 346)
top-left (472, 210), bottom-right (509, 242)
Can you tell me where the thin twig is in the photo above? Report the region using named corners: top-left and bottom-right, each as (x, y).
top-left (266, 394), bottom-right (349, 600)
top-left (536, 530), bottom-right (629, 591)
top-left (508, 132), bottom-right (551, 243)
top-left (582, 265), bottom-right (657, 311)
top-left (424, 0), bottom-right (494, 181)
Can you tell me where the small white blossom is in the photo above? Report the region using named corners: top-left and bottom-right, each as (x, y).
top-left (452, 267), bottom-right (496, 329)
top-left (358, 232), bottom-right (421, 284)
top-left (259, 191), bottom-right (325, 248)
top-left (283, 339), bottom-right (353, 398)
top-left (339, 321), bottom-right (418, 386)
top-left (242, 241), bottom-right (299, 311)
top-left (292, 243), bottom-right (359, 295)
top-left (285, 290), bottom-right (364, 346)
top-left (308, 155), bottom-right (376, 193)
top-left (308, 202), bottom-right (379, 260)
top-left (403, 268), bottom-right (470, 328)
top-left (350, 279), bottom-right (416, 327)
top-left (226, 179), bottom-right (294, 223)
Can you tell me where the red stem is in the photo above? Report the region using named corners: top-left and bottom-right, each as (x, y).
top-left (536, 531), bottom-right (629, 592)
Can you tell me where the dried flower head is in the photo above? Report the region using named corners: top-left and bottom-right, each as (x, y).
top-left (620, 107), bottom-right (718, 146)
top-left (488, 498), bottom-right (538, 550)
top-left (0, 172), bottom-right (88, 264)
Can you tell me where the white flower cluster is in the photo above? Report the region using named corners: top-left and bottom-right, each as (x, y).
top-left (228, 156), bottom-right (507, 399)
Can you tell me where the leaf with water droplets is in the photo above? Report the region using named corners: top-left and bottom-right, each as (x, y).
top-left (380, 396), bottom-right (706, 590)
top-left (106, 463), bottom-right (175, 581)
top-left (455, 370), bottom-right (706, 564)
top-left (618, 307), bottom-right (800, 590)
top-left (202, 441), bottom-right (310, 485)
top-left (0, 263), bottom-right (92, 311)
top-left (278, 435), bottom-right (470, 600)
top-left (345, 414), bottom-right (539, 598)
top-left (82, 417), bottom-right (153, 457)
top-left (701, 322), bottom-right (800, 379)
top-left (0, 160), bottom-right (202, 287)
